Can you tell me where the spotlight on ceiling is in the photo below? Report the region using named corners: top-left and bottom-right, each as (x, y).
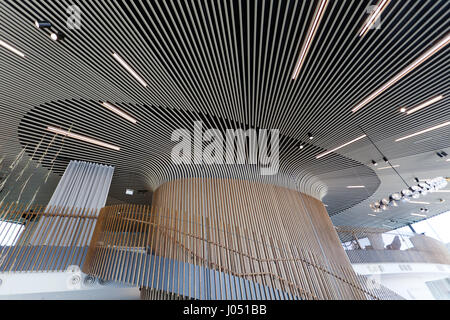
top-left (50, 31), bottom-right (65, 41)
top-left (414, 177), bottom-right (420, 183)
top-left (399, 107), bottom-right (407, 113)
top-left (441, 151), bottom-right (448, 157)
top-left (34, 21), bottom-right (52, 29)
top-left (299, 144), bottom-right (304, 150)
top-left (308, 133), bottom-right (314, 140)
top-left (371, 160), bottom-right (378, 166)
top-left (383, 157), bottom-right (389, 163)
top-left (125, 189), bottom-right (134, 196)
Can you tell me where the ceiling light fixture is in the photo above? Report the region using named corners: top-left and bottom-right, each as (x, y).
top-left (406, 95), bottom-right (444, 115)
top-left (50, 31), bottom-right (65, 41)
top-left (113, 52), bottom-right (148, 87)
top-left (359, 0), bottom-right (391, 37)
top-left (101, 102), bottom-right (137, 124)
top-left (371, 160), bottom-right (378, 166)
top-left (408, 201), bottom-right (430, 205)
top-left (395, 121), bottom-right (450, 142)
top-left (368, 214), bottom-right (377, 217)
top-left (308, 132), bottom-right (314, 140)
top-left (125, 189), bottom-right (134, 196)
top-left (0, 39), bottom-right (25, 58)
top-left (411, 213), bottom-right (427, 218)
top-left (316, 135), bottom-right (367, 159)
top-left (46, 126), bottom-right (120, 151)
top-left (377, 164), bottom-right (400, 170)
top-left (291, 0), bottom-right (329, 80)
top-left (351, 33), bottom-right (450, 113)
top-left (34, 21), bottom-right (52, 29)
top-left (347, 186), bottom-right (365, 189)
top-left (399, 107), bottom-right (407, 113)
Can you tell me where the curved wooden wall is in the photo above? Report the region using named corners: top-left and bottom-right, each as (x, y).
top-left (152, 178), bottom-right (350, 267)
top-left (82, 178), bottom-right (391, 300)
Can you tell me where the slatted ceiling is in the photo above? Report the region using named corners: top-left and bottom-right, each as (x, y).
top-left (0, 0), bottom-right (449, 222)
top-left (15, 98), bottom-right (381, 212)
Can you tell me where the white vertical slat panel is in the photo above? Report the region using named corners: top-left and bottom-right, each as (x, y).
top-left (30, 161), bottom-right (114, 246)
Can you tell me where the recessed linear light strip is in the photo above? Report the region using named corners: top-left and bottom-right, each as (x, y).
top-left (102, 102), bottom-right (137, 124)
top-left (316, 134), bottom-right (366, 159)
top-left (411, 213), bottom-right (427, 218)
top-left (0, 39), bottom-right (25, 57)
top-left (352, 33), bottom-right (450, 113)
top-left (112, 52), bottom-right (148, 87)
top-left (346, 186), bottom-right (365, 189)
top-left (377, 164), bottom-right (400, 170)
top-left (359, 0), bottom-right (391, 37)
top-left (395, 121), bottom-right (450, 142)
top-left (406, 95), bottom-right (444, 115)
top-left (291, 0), bottom-right (329, 80)
top-left (47, 126), bottom-right (120, 151)
top-left (408, 201), bottom-right (430, 205)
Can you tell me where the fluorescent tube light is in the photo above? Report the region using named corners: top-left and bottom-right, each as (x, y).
top-left (359, 0), bottom-right (391, 37)
top-left (395, 122), bottom-right (450, 142)
top-left (352, 33), bottom-right (450, 113)
top-left (316, 135), bottom-right (367, 159)
top-left (377, 165), bottom-right (400, 170)
top-left (408, 201), bottom-right (430, 205)
top-left (291, 0), bottom-right (329, 80)
top-left (102, 102), bottom-right (137, 124)
top-left (347, 186), bottom-right (365, 189)
top-left (47, 126), bottom-right (120, 151)
top-left (368, 214), bottom-right (377, 217)
top-left (0, 39), bottom-right (25, 58)
top-left (411, 213), bottom-right (427, 217)
top-left (406, 95), bottom-right (444, 115)
top-left (113, 52), bottom-right (148, 87)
